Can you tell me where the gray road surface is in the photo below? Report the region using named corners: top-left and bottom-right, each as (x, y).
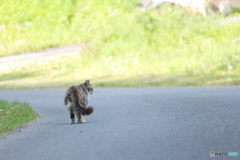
top-left (0, 87), bottom-right (239, 160)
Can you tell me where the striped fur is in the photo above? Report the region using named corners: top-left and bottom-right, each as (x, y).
top-left (64, 80), bottom-right (94, 124)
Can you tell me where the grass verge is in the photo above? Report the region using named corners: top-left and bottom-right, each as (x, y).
top-left (0, 101), bottom-right (39, 134)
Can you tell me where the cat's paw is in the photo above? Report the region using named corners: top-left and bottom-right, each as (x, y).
top-left (80, 120), bottom-right (86, 123)
top-left (70, 120), bottom-right (75, 124)
top-left (81, 116), bottom-right (86, 123)
top-left (76, 116), bottom-right (86, 123)
top-left (77, 120), bottom-right (86, 124)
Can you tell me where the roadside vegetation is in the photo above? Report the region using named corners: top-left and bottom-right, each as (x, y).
top-left (0, 0), bottom-right (239, 88)
top-left (0, 100), bottom-right (39, 134)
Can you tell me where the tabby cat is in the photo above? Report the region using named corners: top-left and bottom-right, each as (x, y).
top-left (64, 80), bottom-right (94, 124)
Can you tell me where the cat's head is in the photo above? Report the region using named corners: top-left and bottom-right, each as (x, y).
top-left (84, 80), bottom-right (94, 95)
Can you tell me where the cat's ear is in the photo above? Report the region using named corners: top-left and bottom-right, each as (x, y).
top-left (85, 80), bottom-right (90, 86)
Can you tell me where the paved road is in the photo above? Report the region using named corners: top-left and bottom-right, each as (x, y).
top-left (0, 87), bottom-right (239, 160)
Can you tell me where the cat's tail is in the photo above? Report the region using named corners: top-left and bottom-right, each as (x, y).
top-left (82, 106), bottom-right (94, 115)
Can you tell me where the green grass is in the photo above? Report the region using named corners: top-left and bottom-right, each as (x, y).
top-left (0, 0), bottom-right (240, 88)
top-left (0, 101), bottom-right (39, 134)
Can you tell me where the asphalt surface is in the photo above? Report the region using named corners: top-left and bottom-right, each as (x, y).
top-left (0, 87), bottom-right (239, 160)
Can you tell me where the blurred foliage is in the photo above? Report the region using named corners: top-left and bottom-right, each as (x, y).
top-left (0, 0), bottom-right (239, 87)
